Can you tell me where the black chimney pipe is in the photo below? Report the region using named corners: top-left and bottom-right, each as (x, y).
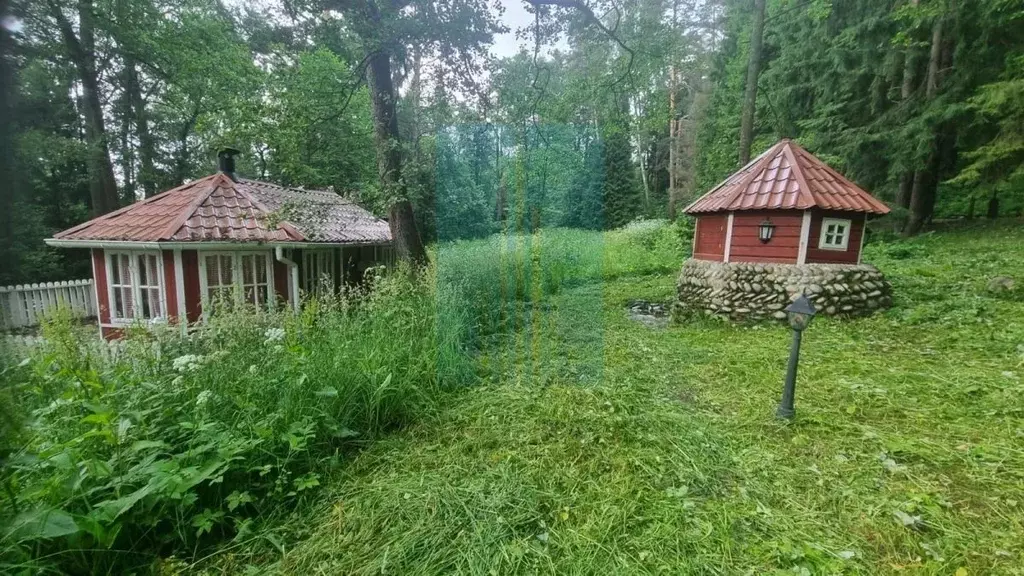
top-left (217, 147), bottom-right (240, 181)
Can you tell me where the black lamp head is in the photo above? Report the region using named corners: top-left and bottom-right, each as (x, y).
top-left (785, 294), bottom-right (817, 331)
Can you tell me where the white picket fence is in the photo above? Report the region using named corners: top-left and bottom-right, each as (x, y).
top-left (0, 280), bottom-right (96, 329)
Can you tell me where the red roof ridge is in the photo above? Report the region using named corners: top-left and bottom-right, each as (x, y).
top-left (154, 174), bottom-right (224, 240)
top-left (780, 141), bottom-right (815, 209)
top-left (718, 141), bottom-right (785, 211)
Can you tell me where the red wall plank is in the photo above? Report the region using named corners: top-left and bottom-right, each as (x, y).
top-left (693, 214), bottom-right (726, 261)
top-left (273, 259), bottom-right (289, 306)
top-left (162, 250), bottom-right (178, 324)
top-left (92, 249), bottom-right (110, 325)
top-left (730, 210), bottom-right (802, 263)
top-left (806, 210), bottom-right (864, 264)
top-left (181, 250), bottom-right (201, 324)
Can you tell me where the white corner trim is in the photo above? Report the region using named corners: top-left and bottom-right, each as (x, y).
top-left (173, 249), bottom-right (186, 333)
top-left (690, 218), bottom-right (699, 257)
top-left (857, 213), bottom-right (867, 264)
top-left (90, 249), bottom-right (103, 340)
top-left (723, 212), bottom-right (735, 263)
top-left (797, 210), bottom-right (812, 265)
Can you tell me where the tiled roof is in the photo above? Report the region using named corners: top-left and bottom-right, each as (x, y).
top-left (53, 173), bottom-right (392, 244)
top-left (684, 139), bottom-right (890, 215)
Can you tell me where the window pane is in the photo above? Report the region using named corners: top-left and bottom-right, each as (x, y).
top-left (220, 255), bottom-right (233, 285)
top-left (122, 286), bottom-right (133, 318)
top-left (206, 256), bottom-right (220, 286)
top-left (257, 257), bottom-right (268, 284)
top-left (113, 287), bottom-right (124, 319)
top-left (110, 255), bottom-right (120, 284)
top-left (242, 255), bottom-right (254, 284)
top-left (140, 289), bottom-right (152, 318)
top-left (121, 255), bottom-right (132, 284)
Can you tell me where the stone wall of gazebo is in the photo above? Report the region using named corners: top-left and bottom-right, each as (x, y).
top-left (675, 258), bottom-right (892, 321)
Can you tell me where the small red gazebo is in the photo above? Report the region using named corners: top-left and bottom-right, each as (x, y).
top-left (684, 139), bottom-right (889, 265)
top-left (676, 139), bottom-right (892, 320)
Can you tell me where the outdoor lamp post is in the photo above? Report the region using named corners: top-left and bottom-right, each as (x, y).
top-left (777, 294), bottom-right (816, 419)
top-left (758, 219), bottom-right (776, 243)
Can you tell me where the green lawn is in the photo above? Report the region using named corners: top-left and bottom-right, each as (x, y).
top-left (225, 225), bottom-right (1023, 575)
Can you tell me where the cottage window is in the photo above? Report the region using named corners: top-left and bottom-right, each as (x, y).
top-left (302, 249), bottom-right (336, 294)
top-left (106, 251), bottom-right (165, 323)
top-left (818, 218), bottom-right (851, 250)
top-left (200, 252), bottom-right (274, 313)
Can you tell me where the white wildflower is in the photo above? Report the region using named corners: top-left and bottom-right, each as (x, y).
top-left (263, 327), bottom-right (285, 345)
top-left (172, 354), bottom-right (203, 373)
top-left (196, 390), bottom-right (212, 407)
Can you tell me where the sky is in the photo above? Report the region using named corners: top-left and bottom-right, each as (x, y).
top-left (491, 0), bottom-right (536, 59)
top-left (491, 0), bottom-right (569, 59)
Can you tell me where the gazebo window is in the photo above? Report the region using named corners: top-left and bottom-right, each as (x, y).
top-left (819, 218), bottom-right (851, 250)
top-left (106, 251), bottom-right (165, 323)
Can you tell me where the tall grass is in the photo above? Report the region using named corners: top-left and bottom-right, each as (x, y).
top-left (0, 273), bottom-right (471, 574)
top-left (1, 219), bottom-right (692, 573)
top-left (435, 220), bottom-right (689, 341)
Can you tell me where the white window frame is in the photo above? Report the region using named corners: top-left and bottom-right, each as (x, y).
top-left (818, 217), bottom-right (852, 251)
top-left (302, 249), bottom-right (336, 294)
top-left (105, 250), bottom-right (166, 325)
top-left (198, 251), bottom-right (275, 317)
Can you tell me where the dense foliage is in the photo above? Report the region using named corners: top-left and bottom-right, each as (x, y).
top-left (695, 0), bottom-right (1024, 230)
top-left (0, 274), bottom-right (471, 573)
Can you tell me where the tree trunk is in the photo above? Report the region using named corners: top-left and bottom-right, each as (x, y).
top-left (124, 57), bottom-right (157, 197)
top-left (668, 66), bottom-right (678, 220)
top-left (738, 0), bottom-right (767, 166)
top-left (896, 0), bottom-right (921, 210)
top-left (0, 0), bottom-right (16, 282)
top-left (366, 49), bottom-right (427, 266)
top-left (986, 190), bottom-right (999, 219)
top-left (50, 0), bottom-right (119, 216)
top-left (173, 104), bottom-right (201, 184)
top-left (904, 15), bottom-right (944, 236)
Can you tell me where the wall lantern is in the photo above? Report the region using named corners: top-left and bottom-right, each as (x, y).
top-left (758, 219), bottom-right (776, 243)
top-left (776, 294), bottom-right (817, 419)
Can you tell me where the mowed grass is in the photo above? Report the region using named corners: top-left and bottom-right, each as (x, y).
top-left (225, 224), bottom-right (1024, 575)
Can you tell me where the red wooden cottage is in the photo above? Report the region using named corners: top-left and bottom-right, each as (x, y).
top-left (46, 151), bottom-right (393, 339)
top-left (684, 139), bottom-right (889, 265)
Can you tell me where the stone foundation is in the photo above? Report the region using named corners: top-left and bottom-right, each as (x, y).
top-left (675, 258), bottom-right (892, 321)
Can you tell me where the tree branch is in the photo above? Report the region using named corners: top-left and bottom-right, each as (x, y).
top-left (524, 0), bottom-right (635, 87)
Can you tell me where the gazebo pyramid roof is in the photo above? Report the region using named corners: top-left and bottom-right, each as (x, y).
top-left (684, 139), bottom-right (890, 215)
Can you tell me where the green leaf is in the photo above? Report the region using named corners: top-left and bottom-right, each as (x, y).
top-left (131, 440), bottom-right (170, 452)
top-left (5, 508), bottom-right (80, 542)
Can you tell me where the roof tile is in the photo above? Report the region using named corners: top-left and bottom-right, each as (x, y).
top-left (684, 139), bottom-right (890, 215)
top-left (54, 173), bottom-right (393, 244)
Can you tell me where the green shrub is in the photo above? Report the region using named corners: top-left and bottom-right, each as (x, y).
top-left (0, 273), bottom-right (471, 574)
